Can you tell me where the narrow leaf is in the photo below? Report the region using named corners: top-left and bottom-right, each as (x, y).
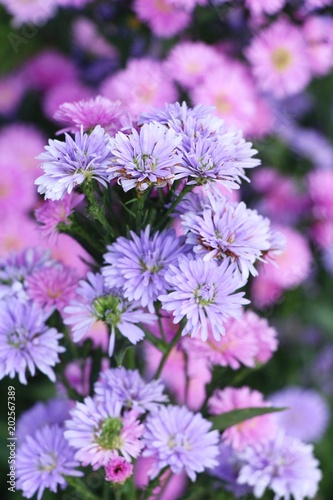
top-left (210, 406), bottom-right (286, 431)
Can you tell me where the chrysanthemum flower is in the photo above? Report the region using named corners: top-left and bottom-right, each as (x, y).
top-left (64, 396), bottom-right (144, 469)
top-left (95, 368), bottom-right (168, 413)
top-left (143, 405), bottom-right (219, 481)
top-left (105, 457), bottom-right (134, 483)
top-left (181, 192), bottom-right (271, 279)
top-left (159, 256), bottom-right (248, 341)
top-left (237, 432), bottom-right (322, 499)
top-left (0, 299), bottom-right (64, 384)
top-left (101, 58), bottom-right (177, 118)
top-left (270, 386), bottom-right (330, 443)
top-left (133, 0), bottom-right (191, 38)
top-left (246, 19), bottom-right (311, 98)
top-left (35, 125), bottom-right (112, 200)
top-left (103, 226), bottom-right (187, 313)
top-left (54, 96), bottom-right (123, 135)
top-left (34, 192), bottom-right (84, 240)
top-left (17, 424), bottom-right (82, 500)
top-left (107, 122), bottom-right (182, 192)
top-left (64, 272), bottom-right (155, 355)
top-left (208, 387), bottom-right (277, 451)
top-left (0, 247), bottom-right (53, 286)
top-left (26, 264), bottom-right (78, 312)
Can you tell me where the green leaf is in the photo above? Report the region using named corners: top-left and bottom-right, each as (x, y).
top-left (63, 475), bottom-right (101, 500)
top-left (210, 406), bottom-right (286, 431)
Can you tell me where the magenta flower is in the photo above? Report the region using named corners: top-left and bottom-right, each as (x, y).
top-left (105, 457), bottom-right (134, 484)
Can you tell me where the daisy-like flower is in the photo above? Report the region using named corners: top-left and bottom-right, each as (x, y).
top-left (107, 122), bottom-right (182, 192)
top-left (64, 272), bottom-right (155, 355)
top-left (26, 264), bottom-right (78, 312)
top-left (34, 192), bottom-right (84, 240)
top-left (0, 247), bottom-right (54, 286)
top-left (133, 0), bottom-right (191, 38)
top-left (0, 299), bottom-right (64, 384)
top-left (105, 457), bottom-right (133, 484)
top-left (237, 432), bottom-right (322, 499)
top-left (94, 368), bottom-right (168, 413)
top-left (17, 424), bottom-right (82, 500)
top-left (246, 19), bottom-right (311, 99)
top-left (159, 256), bottom-right (248, 341)
top-left (181, 192), bottom-right (271, 279)
top-left (35, 125), bottom-right (113, 200)
top-left (143, 405), bottom-right (219, 481)
top-left (54, 96), bottom-right (123, 135)
top-left (102, 226), bottom-right (187, 313)
top-left (64, 396), bottom-right (144, 469)
top-left (208, 387), bottom-right (277, 452)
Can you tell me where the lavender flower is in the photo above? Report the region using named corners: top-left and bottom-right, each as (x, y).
top-left (64, 396), bottom-right (144, 469)
top-left (94, 368), bottom-right (168, 413)
top-left (102, 226), bottom-right (188, 313)
top-left (0, 247), bottom-right (54, 289)
top-left (35, 125), bottom-right (113, 200)
top-left (159, 256), bottom-right (248, 341)
top-left (238, 432), bottom-right (322, 499)
top-left (181, 192), bottom-right (271, 279)
top-left (107, 122), bottom-right (182, 192)
top-left (17, 424), bottom-right (82, 500)
top-left (64, 272), bottom-right (155, 355)
top-left (143, 405), bottom-right (219, 481)
top-left (0, 299), bottom-right (64, 384)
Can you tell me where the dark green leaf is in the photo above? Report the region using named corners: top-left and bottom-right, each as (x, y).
top-left (210, 406), bottom-right (286, 431)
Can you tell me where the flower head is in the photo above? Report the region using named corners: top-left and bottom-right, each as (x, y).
top-left (159, 256), bottom-right (248, 341)
top-left (143, 405), bottom-right (219, 481)
top-left (35, 125), bottom-right (112, 200)
top-left (17, 424), bottom-right (82, 500)
top-left (133, 0), bottom-right (191, 38)
top-left (64, 396), bottom-right (144, 469)
top-left (108, 122), bottom-right (182, 192)
top-left (105, 457), bottom-right (133, 484)
top-left (0, 299), bottom-right (64, 384)
top-left (238, 432), bottom-right (322, 499)
top-left (103, 226), bottom-right (187, 313)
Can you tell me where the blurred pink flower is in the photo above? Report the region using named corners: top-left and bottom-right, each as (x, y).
top-left (133, 0), bottom-right (191, 38)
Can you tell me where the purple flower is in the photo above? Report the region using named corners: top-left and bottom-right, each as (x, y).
top-left (94, 367), bottom-right (168, 413)
top-left (105, 457), bottom-right (133, 484)
top-left (102, 226), bottom-right (188, 313)
top-left (0, 247), bottom-right (54, 288)
top-left (0, 299), bottom-right (64, 384)
top-left (159, 256), bottom-right (248, 341)
top-left (107, 122), bottom-right (182, 192)
top-left (138, 101), bottom-right (215, 127)
top-left (64, 272), bottom-right (155, 355)
top-left (181, 192), bottom-right (271, 279)
top-left (238, 432), bottom-right (322, 499)
top-left (64, 396), bottom-right (144, 469)
top-left (35, 125), bottom-right (113, 200)
top-left (17, 424), bottom-right (82, 500)
top-left (17, 398), bottom-right (71, 445)
top-left (143, 405), bottom-right (219, 481)
top-left (269, 386), bottom-right (330, 443)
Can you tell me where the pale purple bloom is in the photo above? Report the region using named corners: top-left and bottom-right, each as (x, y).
top-left (270, 386), bottom-right (330, 443)
top-left (159, 256), bottom-right (248, 341)
top-left (94, 368), bottom-right (168, 413)
top-left (238, 432), bottom-right (322, 499)
top-left (54, 96), bottom-right (123, 135)
top-left (0, 247), bottom-right (54, 286)
top-left (64, 396), bottom-right (144, 469)
top-left (105, 457), bottom-right (133, 483)
top-left (138, 101), bottom-right (214, 126)
top-left (102, 226), bottom-right (188, 313)
top-left (143, 405), bottom-right (219, 481)
top-left (64, 272), bottom-right (155, 355)
top-left (181, 192), bottom-right (271, 279)
top-left (34, 192), bottom-right (84, 240)
top-left (107, 122), bottom-right (182, 192)
top-left (0, 299), bottom-right (64, 384)
top-left (17, 398), bottom-right (71, 445)
top-left (17, 424), bottom-right (82, 500)
top-left (35, 125), bottom-right (112, 200)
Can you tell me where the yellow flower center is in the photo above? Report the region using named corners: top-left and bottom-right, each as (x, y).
top-left (272, 48), bottom-right (292, 72)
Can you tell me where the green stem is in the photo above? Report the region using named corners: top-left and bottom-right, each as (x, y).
top-left (83, 181), bottom-right (114, 238)
top-left (139, 324), bottom-right (166, 353)
top-left (156, 185), bottom-right (194, 229)
top-left (63, 475), bottom-right (101, 500)
top-left (154, 322), bottom-right (185, 379)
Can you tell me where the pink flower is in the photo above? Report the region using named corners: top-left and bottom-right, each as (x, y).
top-left (246, 19), bottom-right (311, 98)
top-left (1, 0), bottom-right (57, 27)
top-left (166, 41), bottom-right (218, 90)
top-left (72, 18), bottom-right (118, 58)
top-left (308, 170), bottom-right (333, 220)
top-left (208, 387), bottom-right (277, 451)
top-left (101, 58), bottom-right (177, 119)
top-left (303, 16), bottom-right (333, 76)
top-left (26, 265), bottom-right (78, 312)
top-left (245, 0), bottom-right (286, 16)
top-left (135, 456), bottom-right (187, 499)
top-left (0, 161), bottom-right (36, 217)
top-left (0, 72), bottom-right (26, 116)
top-left (311, 220), bottom-right (333, 249)
top-left (105, 457), bottom-right (133, 484)
top-left (133, 0), bottom-right (191, 38)
top-left (42, 80), bottom-right (92, 121)
top-left (23, 49), bottom-right (77, 91)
